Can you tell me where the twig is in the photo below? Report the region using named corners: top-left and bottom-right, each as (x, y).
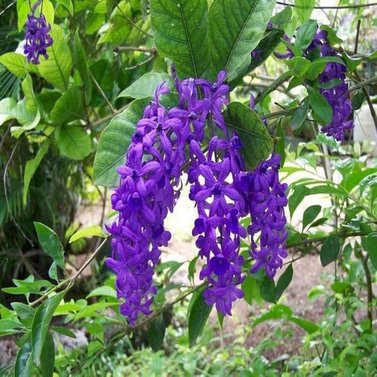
top-left (0, 0), bottom-right (16, 16)
top-left (277, 1), bottom-right (377, 9)
top-left (360, 253), bottom-right (374, 328)
top-left (256, 72), bottom-right (291, 104)
top-left (354, 20), bottom-right (361, 55)
top-left (90, 72), bottom-right (115, 114)
top-left (115, 4), bottom-right (152, 38)
top-left (91, 106), bottom-right (127, 128)
top-left (124, 55), bottom-right (155, 71)
top-left (114, 46), bottom-right (156, 54)
top-left (349, 76), bottom-right (377, 92)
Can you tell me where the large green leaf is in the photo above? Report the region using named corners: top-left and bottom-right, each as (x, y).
top-left (55, 125), bottom-right (91, 160)
top-left (93, 98), bottom-right (149, 187)
top-left (31, 292), bottom-right (65, 365)
top-left (294, 0), bottom-right (315, 22)
top-left (223, 102), bottom-right (273, 170)
top-left (40, 332), bottom-right (55, 377)
top-left (150, 0), bottom-right (210, 78)
top-left (307, 86), bottom-right (333, 125)
top-left (23, 142), bottom-right (50, 205)
top-left (148, 313), bottom-right (166, 351)
top-left (208, 0), bottom-right (276, 81)
top-left (37, 25), bottom-right (72, 91)
top-left (118, 72), bottom-right (173, 99)
top-left (0, 52), bottom-right (27, 78)
top-left (188, 291), bottom-right (212, 346)
top-left (50, 86), bottom-right (85, 124)
top-left (15, 341), bottom-right (33, 377)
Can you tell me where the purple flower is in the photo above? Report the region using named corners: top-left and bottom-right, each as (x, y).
top-left (23, 1), bottom-right (53, 64)
top-left (305, 30), bottom-right (353, 141)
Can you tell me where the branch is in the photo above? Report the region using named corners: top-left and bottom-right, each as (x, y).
top-left (277, 1), bottom-right (377, 9)
top-left (114, 46), bottom-right (156, 54)
top-left (360, 253), bottom-right (374, 328)
top-left (90, 72), bottom-right (115, 114)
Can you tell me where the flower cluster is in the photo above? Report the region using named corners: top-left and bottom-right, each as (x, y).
top-left (24, 0), bottom-right (53, 64)
top-left (306, 30), bottom-right (354, 141)
top-left (109, 72), bottom-right (288, 324)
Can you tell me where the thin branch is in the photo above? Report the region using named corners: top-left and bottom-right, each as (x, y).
top-left (354, 20), bottom-right (361, 55)
top-left (277, 1), bottom-right (377, 9)
top-left (0, 0), bottom-right (16, 16)
top-left (349, 76), bottom-right (377, 92)
top-left (124, 54), bottom-right (155, 71)
top-left (360, 253), bottom-right (374, 328)
top-left (114, 46), bottom-right (156, 54)
top-left (115, 4), bottom-right (152, 38)
top-left (90, 72), bottom-right (115, 114)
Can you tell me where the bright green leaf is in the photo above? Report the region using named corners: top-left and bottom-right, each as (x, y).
top-left (118, 72), bottom-right (173, 99)
top-left (0, 53), bottom-right (27, 77)
top-left (55, 125), bottom-right (91, 160)
top-left (87, 286), bottom-right (117, 299)
top-left (209, 0), bottom-right (276, 81)
top-left (294, 0), bottom-right (315, 22)
top-left (151, 0), bottom-right (210, 78)
top-left (295, 19), bottom-right (317, 51)
top-left (69, 225), bottom-right (107, 243)
top-left (307, 86), bottom-right (333, 124)
top-left (93, 98), bottom-right (149, 187)
top-left (286, 57), bottom-right (311, 77)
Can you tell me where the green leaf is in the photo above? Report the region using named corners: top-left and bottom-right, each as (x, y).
top-left (148, 313), bottom-right (166, 351)
top-left (295, 19), bottom-right (317, 51)
top-left (320, 235), bottom-right (340, 267)
top-left (352, 91), bottom-right (364, 111)
top-left (52, 326), bottom-right (76, 338)
top-left (241, 275), bottom-right (254, 305)
top-left (290, 98), bottom-right (309, 130)
top-left (259, 276), bottom-right (276, 303)
top-left (0, 318), bottom-right (24, 335)
top-left (307, 86), bottom-right (333, 124)
top-left (34, 222), bottom-right (65, 280)
top-left (40, 332), bottom-right (55, 377)
top-left (118, 72), bottom-right (173, 99)
top-left (361, 232), bottom-right (377, 269)
top-left (69, 225), bottom-right (107, 243)
top-left (290, 317), bottom-right (319, 334)
top-left (73, 31), bottom-right (92, 101)
top-left (55, 125), bottom-right (91, 160)
top-left (286, 57), bottom-right (311, 77)
top-left (15, 341), bottom-right (33, 377)
top-left (23, 142), bottom-right (49, 205)
top-left (302, 205), bottom-right (321, 230)
top-left (188, 291), bottom-right (212, 346)
top-left (270, 7), bottom-right (292, 27)
top-left (2, 279), bottom-right (53, 297)
top-left (31, 291), bottom-right (65, 364)
top-left (305, 56), bottom-right (346, 81)
top-left (275, 264), bottom-right (293, 301)
top-left (87, 286), bottom-right (117, 299)
top-left (93, 98), bottom-right (149, 187)
top-left (11, 303), bottom-right (35, 324)
top-left (254, 304), bottom-right (292, 326)
top-left (289, 185), bottom-right (309, 216)
top-left (320, 25), bottom-right (342, 45)
top-left (188, 256), bottom-right (198, 283)
top-left (0, 53), bottom-right (27, 77)
top-left (37, 25), bottom-right (72, 91)
top-left (150, 0), bottom-right (210, 78)
top-left (224, 102), bottom-right (273, 170)
top-left (294, 0), bottom-right (315, 22)
top-left (18, 0), bottom-right (54, 31)
top-left (342, 51), bottom-right (362, 73)
top-left (51, 86), bottom-right (85, 124)
top-left (209, 0), bottom-right (276, 81)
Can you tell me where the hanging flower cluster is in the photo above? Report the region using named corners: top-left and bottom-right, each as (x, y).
top-left (272, 26), bottom-right (353, 141)
top-left (306, 30), bottom-right (354, 141)
top-left (24, 0), bottom-right (53, 64)
top-left (108, 72), bottom-right (288, 324)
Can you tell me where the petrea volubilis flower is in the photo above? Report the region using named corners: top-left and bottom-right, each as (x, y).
top-left (109, 71), bottom-right (288, 324)
top-left (306, 30), bottom-right (354, 141)
top-left (24, 0), bottom-right (53, 64)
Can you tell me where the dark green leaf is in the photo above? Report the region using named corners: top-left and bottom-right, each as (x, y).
top-left (52, 326), bottom-right (76, 338)
top-left (51, 86), bottom-right (85, 125)
top-left (11, 303), bottom-right (35, 324)
top-left (320, 235), bottom-right (340, 267)
top-left (41, 332), bottom-right (55, 377)
top-left (31, 291), bottom-right (65, 364)
top-left (148, 313), bottom-right (166, 351)
top-left (289, 185), bottom-right (309, 216)
top-left (23, 142), bottom-right (49, 205)
top-left (294, 0), bottom-right (315, 22)
top-left (275, 264), bottom-right (293, 301)
top-left (307, 86), bottom-right (333, 124)
top-left (352, 91), bottom-right (365, 111)
top-left (260, 276), bottom-right (276, 303)
top-left (208, 0), bottom-right (276, 81)
top-left (188, 291), bottom-right (212, 346)
top-left (118, 72), bottom-right (173, 99)
top-left (150, 0), bottom-right (210, 78)
top-left (34, 222), bottom-right (65, 281)
top-left (275, 123), bottom-right (285, 166)
top-left (188, 256), bottom-right (198, 283)
top-left (55, 125), bottom-right (91, 161)
top-left (309, 217), bottom-right (328, 228)
top-left (224, 102), bottom-right (273, 170)
top-left (320, 25), bottom-right (342, 45)
top-left (305, 56), bottom-right (346, 81)
top-left (302, 205), bottom-right (321, 230)
top-left (73, 31), bottom-right (92, 101)
top-left (295, 19), bottom-right (317, 51)
top-left (241, 275), bottom-right (254, 305)
top-left (15, 341), bottom-right (33, 377)
top-left (290, 99), bottom-right (309, 130)
top-left (361, 232), bottom-right (377, 269)
top-left (93, 98), bottom-right (149, 187)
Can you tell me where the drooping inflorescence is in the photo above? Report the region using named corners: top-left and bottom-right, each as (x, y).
top-left (24, 0), bottom-right (53, 64)
top-left (306, 30), bottom-right (354, 141)
top-left (108, 72), bottom-right (288, 325)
